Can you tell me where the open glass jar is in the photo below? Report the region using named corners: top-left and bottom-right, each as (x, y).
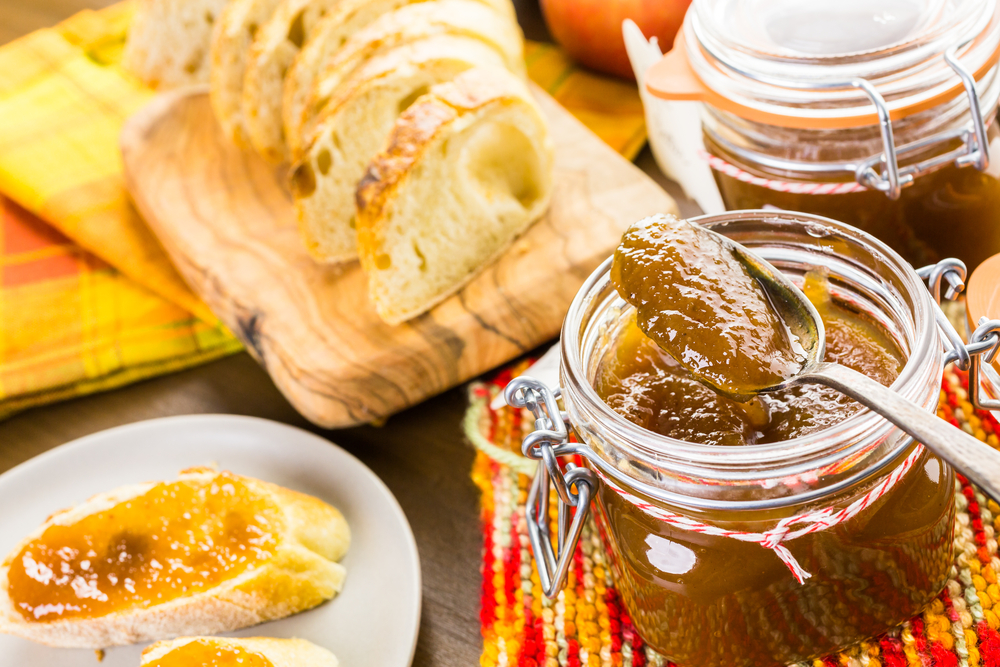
top-left (506, 211), bottom-right (1000, 667)
top-left (645, 0), bottom-right (1000, 271)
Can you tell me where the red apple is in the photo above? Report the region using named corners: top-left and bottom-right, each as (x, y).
top-left (540, 0), bottom-right (691, 80)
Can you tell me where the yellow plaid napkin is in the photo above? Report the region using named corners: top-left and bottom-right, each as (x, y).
top-left (0, 2), bottom-right (215, 322)
top-left (0, 196), bottom-right (241, 419)
top-left (0, 2), bottom-right (647, 420)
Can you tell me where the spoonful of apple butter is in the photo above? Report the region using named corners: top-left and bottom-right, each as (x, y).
top-left (612, 213), bottom-right (1000, 499)
top-left (611, 214), bottom-right (816, 401)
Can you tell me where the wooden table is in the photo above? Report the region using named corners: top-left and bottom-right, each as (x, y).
top-left (0, 3), bottom-right (698, 665)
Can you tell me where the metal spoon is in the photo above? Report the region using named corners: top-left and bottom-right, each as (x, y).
top-left (734, 241), bottom-right (1000, 500)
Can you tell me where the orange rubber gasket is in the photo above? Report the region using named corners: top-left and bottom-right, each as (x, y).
top-left (967, 253), bottom-right (1000, 374)
top-left (646, 5), bottom-right (1000, 130)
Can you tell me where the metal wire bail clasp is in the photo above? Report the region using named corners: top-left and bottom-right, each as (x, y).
top-left (918, 259), bottom-right (1000, 411)
top-left (505, 376), bottom-right (598, 598)
top-left (855, 42), bottom-right (992, 200)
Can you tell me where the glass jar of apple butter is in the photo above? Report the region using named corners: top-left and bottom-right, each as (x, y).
top-left (506, 211), bottom-right (1000, 667)
top-left (646, 0), bottom-right (1000, 271)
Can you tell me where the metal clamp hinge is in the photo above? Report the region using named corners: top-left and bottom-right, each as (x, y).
top-left (855, 44), bottom-right (991, 200)
top-left (505, 376), bottom-right (597, 598)
top-left (919, 259), bottom-right (1000, 411)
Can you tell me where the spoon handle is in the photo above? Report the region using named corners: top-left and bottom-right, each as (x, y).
top-left (803, 362), bottom-right (1000, 500)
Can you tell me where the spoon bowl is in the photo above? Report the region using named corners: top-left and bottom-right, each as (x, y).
top-left (724, 234), bottom-right (827, 393)
top-left (729, 233), bottom-right (1000, 501)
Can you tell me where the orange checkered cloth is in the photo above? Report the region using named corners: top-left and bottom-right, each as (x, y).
top-left (0, 2), bottom-right (647, 420)
top-left (0, 197), bottom-right (239, 419)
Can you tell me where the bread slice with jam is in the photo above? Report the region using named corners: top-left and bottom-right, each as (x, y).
top-left (141, 636), bottom-right (339, 666)
top-left (356, 67), bottom-right (553, 325)
top-left (0, 468), bottom-right (349, 648)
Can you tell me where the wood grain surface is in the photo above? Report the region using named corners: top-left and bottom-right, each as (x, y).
top-left (0, 3), bottom-right (700, 666)
top-left (120, 87), bottom-right (678, 428)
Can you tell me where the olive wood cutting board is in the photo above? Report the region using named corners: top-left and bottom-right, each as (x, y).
top-left (120, 85), bottom-right (678, 428)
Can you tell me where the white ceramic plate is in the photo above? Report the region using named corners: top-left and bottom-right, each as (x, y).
top-left (0, 415), bottom-right (421, 667)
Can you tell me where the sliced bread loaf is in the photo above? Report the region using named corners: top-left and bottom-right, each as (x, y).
top-left (210, 0), bottom-right (283, 146)
top-left (142, 636), bottom-right (338, 666)
top-left (290, 36), bottom-right (509, 263)
top-left (356, 68), bottom-right (553, 325)
top-left (123, 0), bottom-right (231, 88)
top-left (0, 468), bottom-right (349, 648)
top-left (282, 0), bottom-right (517, 156)
top-left (290, 0), bottom-right (525, 158)
top-left (241, 0), bottom-right (344, 163)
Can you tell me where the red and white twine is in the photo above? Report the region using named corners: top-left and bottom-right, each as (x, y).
top-left (594, 444), bottom-right (924, 584)
top-left (699, 149), bottom-right (869, 195)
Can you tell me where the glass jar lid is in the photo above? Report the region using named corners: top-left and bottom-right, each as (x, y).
top-left (647, 0), bottom-right (1000, 129)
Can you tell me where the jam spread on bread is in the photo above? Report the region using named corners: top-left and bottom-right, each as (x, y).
top-left (145, 639), bottom-right (275, 666)
top-left (7, 471), bottom-right (279, 621)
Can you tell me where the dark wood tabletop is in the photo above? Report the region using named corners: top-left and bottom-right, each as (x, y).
top-left (0, 2), bottom-right (698, 665)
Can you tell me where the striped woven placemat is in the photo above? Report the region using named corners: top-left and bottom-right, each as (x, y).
top-left (466, 362), bottom-right (1000, 667)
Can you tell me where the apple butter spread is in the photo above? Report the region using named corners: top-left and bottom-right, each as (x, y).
top-left (537, 210), bottom-right (960, 667)
top-left (594, 444), bottom-right (955, 666)
top-left (610, 214), bottom-right (804, 399)
top-left (146, 640), bottom-right (275, 667)
top-left (7, 471), bottom-right (280, 622)
top-left (706, 129), bottom-right (1000, 272)
top-left (580, 213), bottom-right (953, 665)
top-left (596, 269), bottom-right (904, 446)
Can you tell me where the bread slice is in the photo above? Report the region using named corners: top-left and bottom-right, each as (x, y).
top-left (142, 636), bottom-right (338, 666)
top-left (290, 36), bottom-right (509, 263)
top-left (0, 468), bottom-right (349, 648)
top-left (290, 0), bottom-right (525, 159)
top-left (123, 0), bottom-right (232, 88)
top-left (242, 0), bottom-right (344, 163)
top-left (356, 68), bottom-right (553, 325)
top-left (282, 0), bottom-right (517, 156)
top-left (210, 0), bottom-right (284, 146)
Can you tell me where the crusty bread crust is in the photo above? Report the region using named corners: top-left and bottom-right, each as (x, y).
top-left (210, 0), bottom-right (283, 147)
top-left (356, 66), bottom-right (528, 239)
top-left (242, 0), bottom-right (343, 163)
top-left (356, 67), bottom-right (553, 324)
top-left (0, 468), bottom-right (349, 648)
top-left (281, 0), bottom-right (518, 156)
top-left (293, 0), bottom-right (525, 159)
top-left (354, 101), bottom-right (456, 245)
top-left (141, 636), bottom-right (339, 666)
top-left (290, 36), bottom-right (508, 263)
top-left (282, 0), bottom-right (414, 158)
top-left (123, 0), bottom-right (231, 88)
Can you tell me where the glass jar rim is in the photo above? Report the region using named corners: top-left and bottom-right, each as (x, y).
top-left (646, 0), bottom-right (1000, 130)
top-left (695, 0), bottom-right (986, 66)
top-left (559, 210), bottom-right (940, 475)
